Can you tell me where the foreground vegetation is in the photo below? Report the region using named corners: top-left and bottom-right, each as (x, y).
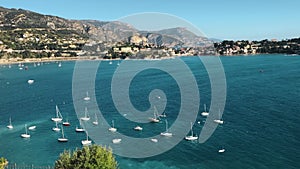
top-left (0, 157), bottom-right (8, 169)
top-left (55, 145), bottom-right (118, 169)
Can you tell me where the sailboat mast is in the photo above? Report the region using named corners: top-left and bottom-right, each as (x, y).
top-left (190, 122), bottom-right (193, 136)
top-left (61, 127), bottom-right (65, 138)
top-left (165, 120), bottom-right (168, 132)
top-left (85, 107), bottom-right (88, 117)
top-left (56, 105), bottom-right (59, 117)
top-left (25, 124), bottom-right (28, 134)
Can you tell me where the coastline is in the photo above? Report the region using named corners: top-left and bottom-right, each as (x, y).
top-left (1, 54), bottom-right (298, 65)
top-left (0, 56), bottom-right (177, 65)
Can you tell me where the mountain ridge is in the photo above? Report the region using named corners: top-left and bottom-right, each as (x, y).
top-left (0, 6), bottom-right (211, 47)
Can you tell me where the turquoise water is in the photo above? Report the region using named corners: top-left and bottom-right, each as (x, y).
top-left (0, 55), bottom-right (299, 168)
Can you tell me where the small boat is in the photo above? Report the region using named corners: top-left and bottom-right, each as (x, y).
top-left (92, 113), bottom-right (98, 125)
top-left (134, 126), bottom-right (143, 131)
top-left (75, 127), bottom-right (85, 132)
top-left (218, 148), bottom-right (225, 153)
top-left (83, 92), bottom-right (90, 101)
top-left (51, 105), bottom-right (63, 122)
top-left (214, 110), bottom-right (224, 124)
top-left (160, 119), bottom-right (172, 137)
top-left (7, 117), bottom-right (13, 129)
top-left (58, 126), bottom-right (68, 142)
top-left (75, 119), bottom-right (85, 132)
top-left (62, 119), bottom-right (70, 126)
top-left (58, 62), bottom-right (62, 67)
top-left (21, 124), bottom-right (30, 138)
top-left (28, 126), bottom-right (36, 130)
top-left (27, 79), bottom-right (34, 84)
top-left (80, 107), bottom-right (90, 121)
top-left (213, 119), bottom-right (224, 124)
top-left (158, 111), bottom-right (167, 118)
top-left (109, 57), bottom-right (113, 65)
top-left (112, 138), bottom-right (121, 144)
top-left (201, 104), bottom-right (209, 117)
top-left (108, 120), bottom-right (117, 132)
top-left (151, 138), bottom-right (158, 143)
top-left (81, 132), bottom-right (92, 145)
top-left (149, 106), bottom-right (160, 123)
top-left (185, 122), bottom-right (198, 141)
top-left (53, 122), bottom-right (61, 132)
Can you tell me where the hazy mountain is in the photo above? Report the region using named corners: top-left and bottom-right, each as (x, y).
top-left (0, 6), bottom-right (212, 48)
top-left (153, 27), bottom-right (213, 47)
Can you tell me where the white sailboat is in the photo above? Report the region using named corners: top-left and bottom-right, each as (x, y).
top-left (185, 122), bottom-right (198, 141)
top-left (58, 126), bottom-right (68, 142)
top-left (21, 124), bottom-right (30, 138)
top-left (213, 110), bottom-right (224, 124)
top-left (83, 92), bottom-right (90, 101)
top-left (80, 107), bottom-right (90, 121)
top-left (51, 105), bottom-right (63, 122)
top-left (201, 104), bottom-right (209, 117)
top-left (7, 117), bottom-right (13, 129)
top-left (151, 138), bottom-right (158, 143)
top-left (52, 122), bottom-right (61, 132)
top-left (75, 119), bottom-right (85, 132)
top-left (214, 119), bottom-right (224, 124)
top-left (92, 113), bottom-right (98, 125)
top-left (112, 138), bottom-right (121, 144)
top-left (109, 56), bottom-right (113, 65)
top-left (28, 125), bottom-right (36, 130)
top-left (58, 62), bottom-right (62, 67)
top-left (218, 148), bottom-right (225, 153)
top-left (27, 79), bottom-right (34, 84)
top-left (108, 120), bottom-right (117, 132)
top-left (158, 111), bottom-right (167, 118)
top-left (134, 126), bottom-right (143, 131)
top-left (81, 131), bottom-right (92, 145)
top-left (160, 119), bottom-right (172, 137)
top-left (149, 106), bottom-right (160, 123)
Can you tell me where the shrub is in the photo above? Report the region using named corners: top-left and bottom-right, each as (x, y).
top-left (55, 145), bottom-right (118, 169)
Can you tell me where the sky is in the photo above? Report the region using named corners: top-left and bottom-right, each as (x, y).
top-left (1, 0), bottom-right (299, 40)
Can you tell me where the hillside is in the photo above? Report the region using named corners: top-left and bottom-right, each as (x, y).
top-left (0, 6), bottom-right (213, 59)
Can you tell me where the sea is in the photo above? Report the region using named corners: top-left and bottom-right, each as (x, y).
top-left (0, 54), bottom-right (299, 169)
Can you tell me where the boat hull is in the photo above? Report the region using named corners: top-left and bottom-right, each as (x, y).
top-left (21, 134), bottom-right (30, 138)
top-left (51, 118), bottom-right (62, 122)
top-left (58, 138), bottom-right (68, 142)
top-left (160, 132), bottom-right (173, 137)
top-left (112, 139), bottom-right (121, 144)
top-left (81, 140), bottom-right (92, 145)
top-left (185, 136), bottom-right (198, 141)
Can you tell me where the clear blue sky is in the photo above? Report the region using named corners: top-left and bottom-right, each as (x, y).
top-left (1, 0), bottom-right (299, 40)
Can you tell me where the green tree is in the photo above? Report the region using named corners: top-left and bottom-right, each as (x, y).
top-left (0, 157), bottom-right (8, 169)
top-left (55, 145), bottom-right (118, 169)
